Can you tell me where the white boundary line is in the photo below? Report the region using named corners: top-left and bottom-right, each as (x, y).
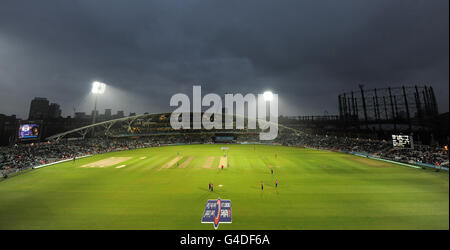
top-left (306, 147), bottom-right (446, 170)
top-left (34, 155), bottom-right (93, 169)
top-left (352, 154), bottom-right (421, 169)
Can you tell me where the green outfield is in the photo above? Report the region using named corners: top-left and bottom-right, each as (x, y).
top-left (0, 144), bottom-right (448, 230)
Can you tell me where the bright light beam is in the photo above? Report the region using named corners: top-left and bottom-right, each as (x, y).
top-left (91, 81), bottom-right (106, 124)
top-left (92, 81), bottom-right (106, 94)
top-left (263, 91), bottom-right (273, 102)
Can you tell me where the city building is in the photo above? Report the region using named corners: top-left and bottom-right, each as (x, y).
top-left (28, 97), bottom-right (50, 120)
top-left (48, 103), bottom-right (62, 118)
top-left (0, 114), bottom-right (18, 145)
top-left (116, 111), bottom-right (124, 118)
top-left (104, 109), bottom-right (112, 119)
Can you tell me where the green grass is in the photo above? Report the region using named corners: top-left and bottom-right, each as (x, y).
top-left (0, 144), bottom-right (448, 230)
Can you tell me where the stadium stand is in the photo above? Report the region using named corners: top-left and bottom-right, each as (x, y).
top-left (1, 128), bottom-right (448, 176)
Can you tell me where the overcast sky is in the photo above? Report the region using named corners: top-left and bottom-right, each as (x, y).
top-left (0, 0), bottom-right (448, 119)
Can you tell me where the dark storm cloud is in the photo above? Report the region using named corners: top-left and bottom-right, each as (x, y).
top-left (0, 0), bottom-right (448, 118)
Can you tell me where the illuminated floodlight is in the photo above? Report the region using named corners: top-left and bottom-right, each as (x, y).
top-left (92, 81), bottom-right (106, 94)
top-left (263, 91), bottom-right (273, 102)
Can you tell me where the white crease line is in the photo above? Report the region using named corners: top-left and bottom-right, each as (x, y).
top-left (116, 165), bottom-right (127, 169)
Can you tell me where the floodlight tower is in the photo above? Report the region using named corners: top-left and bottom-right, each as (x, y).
top-left (91, 81), bottom-right (106, 124)
top-left (263, 91), bottom-right (273, 102)
top-left (263, 91), bottom-right (273, 118)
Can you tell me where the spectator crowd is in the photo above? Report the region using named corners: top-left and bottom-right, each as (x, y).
top-left (1, 130), bottom-right (448, 176)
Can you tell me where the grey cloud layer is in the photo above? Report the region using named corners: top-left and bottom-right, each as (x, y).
top-left (0, 0), bottom-right (448, 118)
